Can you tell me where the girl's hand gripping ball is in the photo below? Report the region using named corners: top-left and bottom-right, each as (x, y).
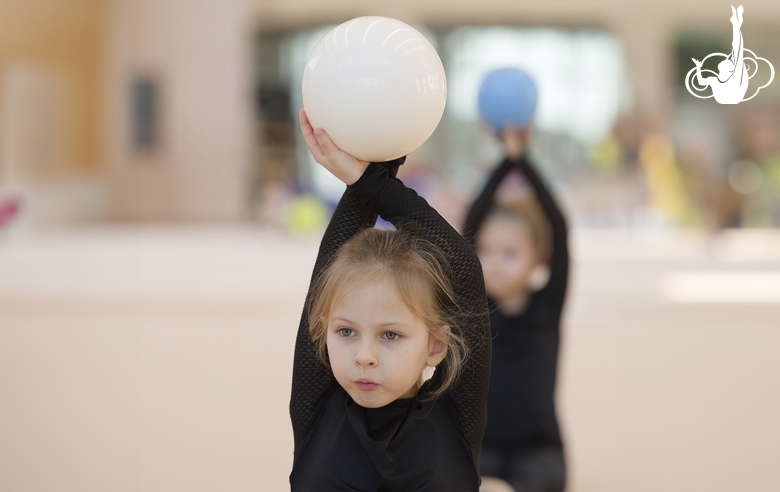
top-left (299, 108), bottom-right (369, 186)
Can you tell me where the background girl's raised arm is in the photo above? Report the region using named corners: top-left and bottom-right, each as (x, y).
top-left (516, 156), bottom-right (570, 313)
top-left (462, 158), bottom-right (516, 245)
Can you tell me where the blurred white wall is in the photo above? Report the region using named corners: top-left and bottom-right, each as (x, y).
top-left (105, 0), bottom-right (253, 220)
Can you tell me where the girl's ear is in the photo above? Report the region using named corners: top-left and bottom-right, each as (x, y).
top-left (528, 263), bottom-right (551, 291)
top-left (427, 325), bottom-right (450, 367)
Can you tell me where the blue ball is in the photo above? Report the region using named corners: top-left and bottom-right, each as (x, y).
top-left (478, 68), bottom-right (538, 131)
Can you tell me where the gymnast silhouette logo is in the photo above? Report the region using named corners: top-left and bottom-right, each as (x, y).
top-left (685, 5), bottom-right (774, 104)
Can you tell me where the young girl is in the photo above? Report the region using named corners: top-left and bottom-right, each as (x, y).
top-left (289, 109), bottom-right (491, 491)
top-left (463, 127), bottom-right (569, 492)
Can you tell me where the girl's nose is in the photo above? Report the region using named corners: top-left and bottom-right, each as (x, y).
top-left (354, 342), bottom-right (378, 367)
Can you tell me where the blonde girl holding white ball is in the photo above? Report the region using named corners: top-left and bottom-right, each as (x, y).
top-left (289, 109), bottom-right (491, 490)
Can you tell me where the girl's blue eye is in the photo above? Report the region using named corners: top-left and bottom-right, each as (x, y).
top-left (339, 328), bottom-right (354, 337)
top-left (382, 332), bottom-right (399, 341)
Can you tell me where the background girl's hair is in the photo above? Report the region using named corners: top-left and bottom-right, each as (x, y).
top-left (307, 224), bottom-right (468, 399)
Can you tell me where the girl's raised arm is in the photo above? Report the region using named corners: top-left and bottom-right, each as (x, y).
top-left (462, 158), bottom-right (516, 245)
top-left (348, 162), bottom-right (492, 456)
top-left (290, 111), bottom-right (405, 445)
top-left (515, 155), bottom-right (569, 314)
top-left (290, 110), bottom-right (375, 445)
top-left (289, 187), bottom-right (377, 445)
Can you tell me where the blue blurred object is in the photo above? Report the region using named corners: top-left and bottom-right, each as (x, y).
top-left (478, 68), bottom-right (538, 131)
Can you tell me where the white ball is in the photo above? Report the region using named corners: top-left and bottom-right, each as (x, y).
top-left (302, 17), bottom-right (447, 163)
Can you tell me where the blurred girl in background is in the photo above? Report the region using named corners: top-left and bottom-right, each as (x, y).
top-left (464, 69), bottom-right (569, 492)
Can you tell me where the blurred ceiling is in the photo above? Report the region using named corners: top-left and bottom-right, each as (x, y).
top-left (252, 0), bottom-right (780, 31)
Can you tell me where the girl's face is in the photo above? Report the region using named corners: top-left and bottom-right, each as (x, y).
top-left (477, 216), bottom-right (541, 300)
top-left (326, 276), bottom-right (448, 408)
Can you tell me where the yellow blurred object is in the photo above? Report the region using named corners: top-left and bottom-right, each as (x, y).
top-left (589, 134), bottom-right (625, 173)
top-left (286, 194), bottom-right (328, 234)
top-left (639, 133), bottom-right (700, 226)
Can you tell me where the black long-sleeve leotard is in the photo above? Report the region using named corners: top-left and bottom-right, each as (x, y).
top-left (289, 162), bottom-right (491, 490)
top-left (463, 154), bottom-right (569, 458)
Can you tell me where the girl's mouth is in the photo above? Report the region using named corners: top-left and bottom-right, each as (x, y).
top-left (355, 379), bottom-right (378, 391)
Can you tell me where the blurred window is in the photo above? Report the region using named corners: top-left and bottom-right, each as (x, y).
top-left (131, 77), bottom-right (158, 150)
top-left (446, 27), bottom-right (629, 146)
top-left (265, 25), bottom-right (629, 201)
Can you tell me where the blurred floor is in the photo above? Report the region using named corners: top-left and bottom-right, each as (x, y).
top-left (1, 226), bottom-right (779, 492)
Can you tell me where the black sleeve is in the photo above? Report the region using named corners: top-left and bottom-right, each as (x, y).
top-left (515, 155), bottom-right (569, 314)
top-left (462, 158), bottom-right (516, 245)
top-left (349, 162), bottom-right (492, 455)
top-left (289, 160), bottom-right (404, 446)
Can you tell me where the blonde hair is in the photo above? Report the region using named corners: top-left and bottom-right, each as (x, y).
top-left (488, 199), bottom-right (552, 260)
top-left (308, 226), bottom-right (468, 399)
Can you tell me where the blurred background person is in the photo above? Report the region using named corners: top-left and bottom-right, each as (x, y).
top-left (463, 69), bottom-right (569, 492)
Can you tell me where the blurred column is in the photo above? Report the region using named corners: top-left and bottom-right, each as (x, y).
top-left (612, 12), bottom-right (674, 128)
top-left (0, 65), bottom-right (62, 183)
top-left (104, 0), bottom-right (253, 220)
